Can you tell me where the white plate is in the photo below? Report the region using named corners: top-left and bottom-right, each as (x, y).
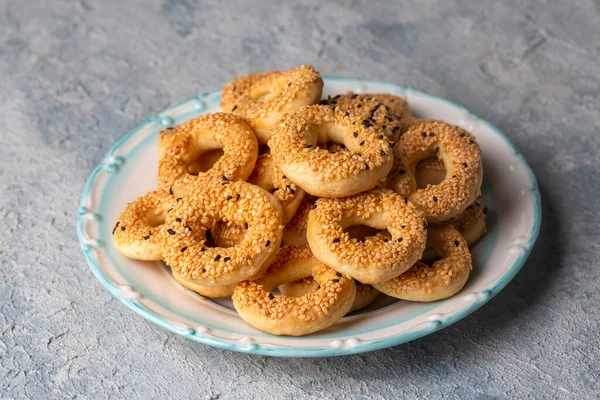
top-left (77, 76), bottom-right (541, 357)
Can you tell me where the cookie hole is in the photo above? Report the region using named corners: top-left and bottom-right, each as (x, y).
top-left (415, 156), bottom-right (446, 189)
top-left (210, 221), bottom-right (247, 248)
top-left (187, 148), bottom-right (224, 175)
top-left (421, 245), bottom-right (443, 264)
top-left (145, 208), bottom-right (169, 227)
top-left (344, 225), bottom-right (389, 242)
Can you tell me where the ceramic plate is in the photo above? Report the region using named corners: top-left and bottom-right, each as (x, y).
top-left (77, 76), bottom-right (541, 357)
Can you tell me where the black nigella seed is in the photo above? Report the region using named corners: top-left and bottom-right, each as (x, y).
top-left (176, 197), bottom-right (182, 202)
top-left (224, 257), bottom-right (230, 262)
top-left (166, 208), bottom-right (172, 214)
top-left (332, 279), bottom-right (340, 283)
top-left (399, 169), bottom-right (405, 175)
top-left (214, 255), bottom-right (221, 261)
top-left (382, 125), bottom-right (387, 130)
top-left (180, 246), bottom-right (188, 252)
top-left (169, 187), bottom-right (173, 195)
top-left (115, 221), bottom-right (120, 227)
top-left (381, 150), bottom-right (386, 156)
top-left (463, 162), bottom-right (469, 168)
top-left (236, 194), bottom-right (241, 201)
top-left (360, 140), bottom-right (365, 146)
top-left (469, 139), bottom-right (475, 145)
top-left (429, 132), bottom-right (435, 137)
top-left (231, 105), bottom-right (238, 112)
top-left (333, 238), bottom-right (340, 243)
top-left (384, 239), bottom-right (389, 243)
top-left (121, 226), bottom-right (126, 231)
top-left (424, 221), bottom-right (429, 229)
top-left (403, 197), bottom-right (408, 204)
top-left (265, 240), bottom-right (271, 247)
top-left (176, 217), bottom-right (182, 223)
top-left (454, 241), bottom-right (460, 247)
top-left (392, 126), bottom-right (400, 133)
top-left (282, 175), bottom-right (287, 179)
top-left (289, 188), bottom-right (295, 195)
top-left (362, 119), bottom-right (372, 128)
top-left (143, 235), bottom-right (150, 240)
top-left (433, 196), bottom-right (438, 202)
top-left (312, 204), bottom-right (317, 210)
top-left (460, 132), bottom-right (466, 138)
top-left (452, 175), bottom-right (457, 179)
top-left (222, 175), bottom-right (228, 181)
top-left (288, 82), bottom-right (292, 86)
top-left (201, 247), bottom-right (206, 252)
top-left (226, 195), bottom-right (233, 200)
top-left (386, 116), bottom-right (393, 122)
top-left (421, 132), bottom-right (427, 137)
top-left (269, 293), bottom-right (274, 300)
top-left (353, 132), bottom-right (359, 137)
top-left (344, 111), bottom-right (350, 117)
top-left (167, 228), bottom-right (176, 235)
top-left (166, 127), bottom-right (173, 130)
top-left (336, 272), bottom-right (342, 277)
top-left (351, 94), bottom-right (358, 99)
top-left (357, 104), bottom-right (362, 108)
top-left (401, 225), bottom-right (406, 229)
top-left (352, 121), bottom-right (356, 125)
top-left (379, 135), bottom-right (384, 140)
top-left (244, 222), bottom-right (248, 229)
top-left (397, 237), bottom-right (403, 242)
top-left (305, 144), bottom-right (312, 148)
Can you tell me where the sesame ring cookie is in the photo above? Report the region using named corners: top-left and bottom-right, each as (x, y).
top-left (113, 189), bottom-right (175, 260)
top-left (385, 121), bottom-right (483, 222)
top-left (158, 113), bottom-right (258, 197)
top-left (323, 93), bottom-right (403, 141)
top-left (172, 270), bottom-right (236, 298)
top-left (161, 181), bottom-right (284, 286)
top-left (221, 65), bottom-right (323, 144)
top-left (279, 278), bottom-right (379, 313)
top-left (307, 188), bottom-right (427, 284)
top-left (281, 195), bottom-right (314, 246)
top-left (374, 224), bottom-right (472, 302)
top-left (448, 196), bottom-right (487, 247)
top-left (269, 105), bottom-right (394, 198)
top-left (233, 247), bottom-right (356, 336)
top-left (247, 153), bottom-right (306, 225)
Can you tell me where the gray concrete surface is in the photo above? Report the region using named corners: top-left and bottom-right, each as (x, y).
top-left (1, 0), bottom-right (599, 398)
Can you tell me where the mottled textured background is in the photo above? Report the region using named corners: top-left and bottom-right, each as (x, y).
top-left (1, 0), bottom-right (599, 398)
